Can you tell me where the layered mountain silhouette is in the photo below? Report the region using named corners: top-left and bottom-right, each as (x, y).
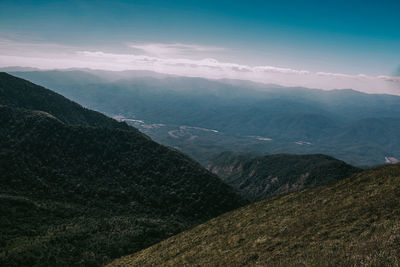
top-left (9, 69), bottom-right (400, 166)
top-left (0, 73), bottom-right (246, 266)
top-left (207, 152), bottom-right (361, 201)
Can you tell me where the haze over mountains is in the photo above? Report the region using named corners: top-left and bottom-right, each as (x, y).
top-left (8, 68), bottom-right (400, 167)
top-left (1, 0), bottom-right (399, 266)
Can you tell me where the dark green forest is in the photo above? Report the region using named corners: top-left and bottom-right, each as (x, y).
top-left (0, 73), bottom-right (246, 266)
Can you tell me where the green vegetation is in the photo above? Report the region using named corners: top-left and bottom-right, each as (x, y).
top-left (109, 164), bottom-right (400, 267)
top-left (0, 195), bottom-right (189, 267)
top-left (0, 73), bottom-right (246, 266)
top-left (208, 152), bottom-right (361, 201)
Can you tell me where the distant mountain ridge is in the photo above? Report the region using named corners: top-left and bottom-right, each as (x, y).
top-left (207, 152), bottom-right (361, 201)
top-left (8, 69), bottom-right (400, 166)
top-left (0, 73), bottom-right (246, 266)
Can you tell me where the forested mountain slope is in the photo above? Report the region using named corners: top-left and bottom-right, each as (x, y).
top-left (0, 72), bottom-right (128, 129)
top-left (0, 73), bottom-right (246, 266)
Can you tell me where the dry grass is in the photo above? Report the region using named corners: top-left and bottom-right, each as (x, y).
top-left (108, 164), bottom-right (400, 266)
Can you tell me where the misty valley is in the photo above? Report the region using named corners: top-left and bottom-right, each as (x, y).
top-left (9, 69), bottom-right (400, 167)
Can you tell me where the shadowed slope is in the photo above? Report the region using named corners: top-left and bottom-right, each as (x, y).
top-left (0, 72), bottom-right (128, 129)
top-left (0, 73), bottom-right (246, 266)
top-left (208, 152), bottom-right (361, 201)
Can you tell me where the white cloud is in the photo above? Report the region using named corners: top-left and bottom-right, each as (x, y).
top-left (128, 43), bottom-right (224, 58)
top-left (0, 39), bottom-right (399, 95)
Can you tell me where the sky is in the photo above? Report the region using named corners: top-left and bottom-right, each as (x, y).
top-left (0, 0), bottom-right (399, 94)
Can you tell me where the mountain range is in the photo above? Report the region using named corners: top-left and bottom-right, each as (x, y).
top-left (7, 68), bottom-right (400, 167)
top-left (2, 71), bottom-right (399, 266)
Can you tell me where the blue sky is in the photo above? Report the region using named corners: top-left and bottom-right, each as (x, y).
top-left (0, 0), bottom-right (399, 93)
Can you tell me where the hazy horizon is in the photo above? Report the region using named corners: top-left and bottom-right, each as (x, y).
top-left (1, 0), bottom-right (399, 94)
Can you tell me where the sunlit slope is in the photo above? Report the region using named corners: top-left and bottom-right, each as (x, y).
top-left (109, 164), bottom-right (400, 267)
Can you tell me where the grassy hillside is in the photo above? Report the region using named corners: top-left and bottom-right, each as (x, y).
top-left (109, 164), bottom-right (400, 267)
top-left (0, 74), bottom-right (246, 266)
top-left (208, 152), bottom-right (361, 201)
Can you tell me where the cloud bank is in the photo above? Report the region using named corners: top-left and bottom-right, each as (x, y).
top-left (129, 43), bottom-right (224, 58)
top-left (0, 39), bottom-right (399, 95)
